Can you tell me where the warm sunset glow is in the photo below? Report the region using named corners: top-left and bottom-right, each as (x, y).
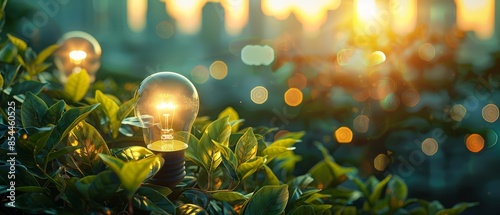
top-left (127, 0), bottom-right (148, 32)
top-left (455, 0), bottom-right (495, 39)
top-left (390, 0), bottom-right (417, 35)
top-left (356, 0), bottom-right (377, 22)
top-left (261, 0), bottom-right (341, 32)
top-left (164, 0), bottom-right (206, 34)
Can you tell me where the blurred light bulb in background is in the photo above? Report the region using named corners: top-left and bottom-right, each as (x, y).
top-left (54, 31), bottom-right (102, 83)
top-left (134, 71), bottom-right (199, 187)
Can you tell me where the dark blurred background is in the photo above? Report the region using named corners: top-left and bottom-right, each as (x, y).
top-left (3, 0), bottom-right (500, 213)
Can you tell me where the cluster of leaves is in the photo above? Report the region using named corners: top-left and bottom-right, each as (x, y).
top-left (0, 7), bottom-right (477, 215)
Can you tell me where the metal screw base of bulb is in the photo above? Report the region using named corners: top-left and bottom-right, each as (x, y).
top-left (149, 149), bottom-right (186, 189)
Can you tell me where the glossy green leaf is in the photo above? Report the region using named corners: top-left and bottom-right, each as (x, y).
top-left (37, 104), bottom-right (99, 159)
top-left (88, 170), bottom-right (121, 203)
top-left (142, 183), bottom-right (172, 197)
top-left (275, 131), bottom-right (306, 141)
top-left (435, 202), bottom-right (478, 215)
top-left (112, 146), bottom-right (155, 161)
top-left (0, 43), bottom-right (18, 63)
top-left (269, 138), bottom-right (299, 148)
top-left (75, 175), bottom-right (96, 201)
top-left (114, 94), bottom-right (137, 138)
top-left (13, 192), bottom-right (56, 213)
top-left (63, 121), bottom-right (110, 175)
top-left (212, 191), bottom-right (248, 202)
top-left (0, 74), bottom-right (3, 89)
top-left (59, 177), bottom-right (85, 211)
top-left (237, 156), bottom-right (266, 180)
top-left (262, 146), bottom-right (294, 163)
top-left (9, 80), bottom-right (46, 96)
top-left (388, 175), bottom-right (408, 210)
top-left (47, 145), bottom-right (80, 162)
top-left (42, 100), bottom-right (65, 125)
top-left (21, 91), bottom-right (48, 128)
top-left (133, 187), bottom-right (175, 214)
top-left (0, 165), bottom-right (39, 187)
top-left (287, 174), bottom-right (314, 189)
top-left (198, 135), bottom-right (222, 171)
top-left (241, 184), bottom-right (289, 215)
top-left (95, 90), bottom-right (119, 132)
top-left (369, 174), bottom-right (392, 206)
top-left (177, 203), bottom-right (209, 215)
top-left (352, 177), bottom-right (370, 200)
top-left (218, 106), bottom-right (240, 132)
top-left (205, 115), bottom-right (231, 146)
top-left (312, 204), bottom-right (333, 215)
top-left (99, 153), bottom-right (162, 198)
top-left (219, 144), bottom-right (239, 181)
top-left (309, 143), bottom-right (356, 188)
top-left (290, 205), bottom-right (315, 215)
top-left (64, 69), bottom-right (90, 102)
top-left (35, 62), bottom-right (51, 75)
top-left (35, 44), bottom-right (58, 65)
top-left (235, 128), bottom-right (257, 164)
top-left (263, 164), bottom-right (280, 185)
top-left (7, 34), bottom-right (27, 51)
top-left (198, 167), bottom-right (224, 191)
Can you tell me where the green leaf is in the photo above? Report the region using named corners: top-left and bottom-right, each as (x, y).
top-left (387, 175), bottom-right (408, 210)
top-left (275, 131), bottom-right (306, 140)
top-left (308, 143), bottom-right (356, 188)
top-left (352, 177), bottom-right (370, 200)
top-left (205, 115), bottom-right (231, 146)
top-left (198, 167), bottom-right (224, 191)
top-left (59, 177), bottom-right (85, 211)
top-left (10, 80), bottom-right (46, 96)
top-left (219, 144), bottom-right (239, 181)
top-left (235, 128), bottom-right (258, 164)
top-left (263, 165), bottom-right (280, 185)
top-left (237, 156), bottom-right (266, 180)
top-left (198, 136), bottom-right (222, 172)
top-left (35, 44), bottom-right (58, 65)
top-left (435, 202), bottom-right (479, 215)
top-left (133, 187), bottom-right (175, 214)
top-left (64, 69), bottom-right (90, 102)
top-left (14, 186), bottom-right (48, 193)
top-left (212, 191), bottom-right (248, 202)
top-left (13, 192), bottom-right (56, 214)
top-left (63, 121), bottom-right (111, 175)
top-left (35, 62), bottom-right (51, 75)
top-left (262, 146), bottom-right (294, 164)
top-left (0, 43), bottom-right (17, 63)
top-left (0, 74), bottom-right (3, 89)
top-left (177, 203), bottom-right (208, 215)
top-left (269, 138), bottom-right (299, 148)
top-left (41, 100), bottom-right (65, 125)
top-left (369, 174), bottom-right (392, 206)
top-left (113, 94), bottom-right (138, 138)
top-left (100, 153), bottom-right (162, 198)
top-left (0, 165), bottom-right (39, 187)
top-left (7, 34), bottom-right (27, 52)
top-left (242, 184), bottom-right (289, 215)
top-left (287, 174), bottom-right (314, 189)
top-left (290, 205), bottom-right (315, 215)
top-left (75, 175), bottom-right (96, 201)
top-left (112, 146), bottom-right (155, 161)
top-left (218, 106), bottom-right (241, 132)
top-left (37, 104), bottom-right (99, 158)
top-left (21, 91), bottom-right (48, 128)
top-left (47, 145), bottom-right (80, 162)
top-left (95, 90), bottom-right (119, 133)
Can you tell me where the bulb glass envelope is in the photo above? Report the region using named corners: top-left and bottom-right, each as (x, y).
top-left (134, 72), bottom-right (199, 151)
top-left (54, 31), bottom-right (102, 83)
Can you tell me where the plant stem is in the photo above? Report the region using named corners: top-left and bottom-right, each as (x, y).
top-left (128, 198), bottom-right (133, 215)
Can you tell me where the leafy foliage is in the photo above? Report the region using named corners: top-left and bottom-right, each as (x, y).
top-left (0, 14), bottom-right (478, 215)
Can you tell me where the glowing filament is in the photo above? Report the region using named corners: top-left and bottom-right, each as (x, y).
top-left (157, 102), bottom-right (176, 142)
top-left (69, 50), bottom-right (87, 64)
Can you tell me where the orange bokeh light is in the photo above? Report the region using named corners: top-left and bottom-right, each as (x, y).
top-left (466, 134), bottom-right (485, 153)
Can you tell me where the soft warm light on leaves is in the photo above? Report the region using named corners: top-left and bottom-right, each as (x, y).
top-left (210, 60), bottom-right (228, 80)
top-left (482, 104), bottom-right (499, 123)
top-left (451, 104), bottom-right (467, 121)
top-left (466, 134), bottom-right (485, 153)
top-left (421, 138), bottom-right (438, 156)
top-left (353, 115), bottom-right (369, 133)
top-left (284, 88), bottom-right (303, 107)
top-left (251, 86), bottom-right (268, 104)
top-left (191, 65), bottom-right (209, 84)
top-left (418, 43), bottom-right (436, 62)
top-left (334, 126), bottom-right (353, 144)
top-left (402, 88), bottom-right (420, 107)
top-left (374, 154), bottom-right (389, 171)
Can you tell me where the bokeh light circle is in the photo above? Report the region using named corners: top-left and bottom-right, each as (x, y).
top-left (284, 88), bottom-right (303, 107)
top-left (466, 134), bottom-right (485, 153)
top-left (450, 104), bottom-right (467, 121)
top-left (334, 126), bottom-right (353, 144)
top-left (421, 138), bottom-right (438, 156)
top-left (380, 93), bottom-right (400, 111)
top-left (251, 86), bottom-right (268, 104)
top-left (190, 65), bottom-right (209, 84)
top-left (209, 60), bottom-right (228, 80)
top-left (156, 20), bottom-right (175, 39)
top-left (374, 154), bottom-right (389, 171)
top-left (485, 129), bottom-right (498, 148)
top-left (482, 104), bottom-right (499, 123)
top-left (402, 88), bottom-right (420, 107)
top-left (288, 73), bottom-right (307, 89)
top-left (353, 115), bottom-right (370, 133)
top-left (418, 43), bottom-right (436, 61)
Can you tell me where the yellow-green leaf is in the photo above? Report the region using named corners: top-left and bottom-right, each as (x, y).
top-left (263, 165), bottom-right (280, 185)
top-left (237, 156), bottom-right (266, 180)
top-left (0, 74), bottom-right (4, 89)
top-left (235, 128), bottom-right (258, 164)
top-left (7, 33), bottom-right (27, 51)
top-left (35, 44), bottom-right (58, 65)
top-left (262, 146), bottom-right (294, 164)
top-left (218, 106), bottom-right (240, 132)
top-left (64, 69), bottom-right (90, 102)
top-left (95, 90), bottom-right (119, 135)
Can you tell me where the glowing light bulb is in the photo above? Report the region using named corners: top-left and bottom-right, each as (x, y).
top-left (54, 31), bottom-right (101, 83)
top-left (134, 71), bottom-right (199, 187)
